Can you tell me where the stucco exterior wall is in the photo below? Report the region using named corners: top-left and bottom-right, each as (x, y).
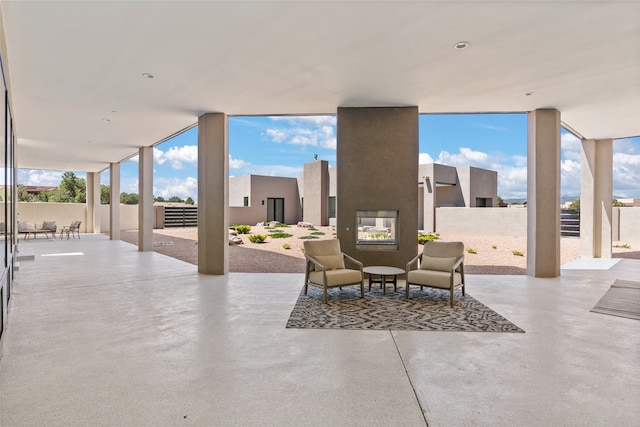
top-left (100, 204), bottom-right (138, 231)
top-left (303, 160), bottom-right (328, 226)
top-left (229, 176), bottom-right (251, 207)
top-left (228, 175), bottom-right (301, 225)
top-left (18, 203), bottom-right (87, 232)
top-left (435, 207), bottom-right (527, 237)
top-left (616, 207), bottom-right (640, 242)
top-left (468, 167), bottom-right (498, 207)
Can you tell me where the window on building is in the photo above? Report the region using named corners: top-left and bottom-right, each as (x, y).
top-left (328, 196), bottom-right (336, 218)
top-left (243, 196), bottom-right (249, 207)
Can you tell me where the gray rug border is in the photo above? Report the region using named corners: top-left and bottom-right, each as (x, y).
top-left (286, 286), bottom-right (525, 333)
top-left (591, 279), bottom-right (640, 321)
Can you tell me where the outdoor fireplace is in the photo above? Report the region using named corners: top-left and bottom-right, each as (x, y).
top-left (356, 210), bottom-right (399, 250)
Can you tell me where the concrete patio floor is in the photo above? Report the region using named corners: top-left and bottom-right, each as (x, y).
top-left (2, 234), bottom-right (639, 426)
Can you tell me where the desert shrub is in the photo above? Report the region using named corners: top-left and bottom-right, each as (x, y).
top-left (418, 233), bottom-right (439, 245)
top-left (270, 232), bottom-right (293, 239)
top-left (274, 223), bottom-right (290, 228)
top-left (310, 231), bottom-right (325, 236)
top-left (614, 243), bottom-right (631, 249)
top-left (512, 250), bottom-right (524, 257)
top-left (299, 235), bottom-right (319, 240)
top-left (235, 225), bottom-right (251, 234)
top-left (467, 248), bottom-right (477, 254)
top-left (492, 245), bottom-right (497, 249)
top-left (283, 243), bottom-right (291, 249)
top-left (248, 234), bottom-right (267, 243)
top-left (308, 227), bottom-right (318, 231)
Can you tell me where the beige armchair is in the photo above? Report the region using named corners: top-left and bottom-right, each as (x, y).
top-left (304, 239), bottom-right (364, 303)
top-left (405, 241), bottom-right (465, 306)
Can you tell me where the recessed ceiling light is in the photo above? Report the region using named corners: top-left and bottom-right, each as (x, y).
top-left (525, 92), bottom-right (534, 96)
top-left (142, 73), bottom-right (155, 79)
top-left (453, 41), bottom-right (469, 50)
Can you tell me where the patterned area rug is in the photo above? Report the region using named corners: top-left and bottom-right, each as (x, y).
top-left (286, 286), bottom-right (524, 332)
top-left (591, 279), bottom-right (640, 320)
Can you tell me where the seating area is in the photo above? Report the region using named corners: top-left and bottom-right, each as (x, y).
top-left (17, 220), bottom-right (57, 239)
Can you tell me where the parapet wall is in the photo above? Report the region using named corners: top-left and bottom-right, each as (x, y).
top-left (17, 203), bottom-right (640, 243)
top-left (435, 207), bottom-right (528, 237)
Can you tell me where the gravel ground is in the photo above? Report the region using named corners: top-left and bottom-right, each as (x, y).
top-left (120, 225), bottom-right (639, 274)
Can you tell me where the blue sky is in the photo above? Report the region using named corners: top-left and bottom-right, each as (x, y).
top-left (19, 114), bottom-right (640, 202)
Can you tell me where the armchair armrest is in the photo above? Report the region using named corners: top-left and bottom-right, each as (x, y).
top-left (343, 253), bottom-right (363, 271)
top-left (304, 254), bottom-right (326, 272)
top-left (451, 256), bottom-right (464, 272)
top-left (406, 253), bottom-right (422, 274)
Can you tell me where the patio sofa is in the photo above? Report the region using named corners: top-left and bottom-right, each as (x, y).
top-left (17, 221), bottom-right (57, 239)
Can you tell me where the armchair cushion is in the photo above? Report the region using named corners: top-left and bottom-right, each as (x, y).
top-left (43, 221), bottom-right (57, 231)
top-left (420, 255), bottom-right (458, 272)
top-left (308, 269), bottom-right (362, 287)
top-left (313, 254), bottom-right (345, 271)
top-left (408, 270), bottom-right (463, 289)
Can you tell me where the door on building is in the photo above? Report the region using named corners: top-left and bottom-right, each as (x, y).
top-left (267, 198), bottom-right (285, 223)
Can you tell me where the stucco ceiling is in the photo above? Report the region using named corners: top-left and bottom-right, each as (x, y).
top-left (2, 1), bottom-right (639, 173)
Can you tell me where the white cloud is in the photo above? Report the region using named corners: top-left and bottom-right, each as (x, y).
top-left (230, 155), bottom-right (250, 169)
top-left (434, 147), bottom-right (502, 170)
top-left (153, 147), bottom-right (166, 166)
top-left (163, 145), bottom-right (197, 170)
top-left (265, 115), bottom-right (337, 149)
top-left (418, 152), bottom-right (434, 164)
top-left (19, 169), bottom-right (64, 186)
top-left (154, 176), bottom-right (198, 201)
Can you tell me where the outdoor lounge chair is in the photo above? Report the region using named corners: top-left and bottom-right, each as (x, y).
top-left (303, 239), bottom-right (364, 303)
top-left (60, 221), bottom-right (81, 239)
top-left (405, 241), bottom-right (465, 306)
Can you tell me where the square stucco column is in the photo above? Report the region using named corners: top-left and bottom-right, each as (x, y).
top-left (580, 138), bottom-right (613, 258)
top-left (421, 164), bottom-right (436, 233)
top-left (198, 113), bottom-right (229, 275)
top-left (109, 162), bottom-right (120, 240)
top-left (303, 160), bottom-right (329, 226)
top-left (138, 146), bottom-right (154, 252)
top-left (337, 106), bottom-right (419, 269)
top-left (86, 172), bottom-right (100, 233)
top-left (527, 109), bottom-right (561, 277)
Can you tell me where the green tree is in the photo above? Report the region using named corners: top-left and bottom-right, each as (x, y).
top-left (568, 199), bottom-right (580, 209)
top-left (100, 184), bottom-right (110, 204)
top-left (185, 197), bottom-right (194, 205)
top-left (168, 196), bottom-right (184, 203)
top-left (58, 171), bottom-right (86, 203)
top-left (120, 192), bottom-right (139, 205)
top-left (17, 184), bottom-right (34, 202)
top-left (612, 198), bottom-right (624, 207)
top-left (154, 196), bottom-right (165, 203)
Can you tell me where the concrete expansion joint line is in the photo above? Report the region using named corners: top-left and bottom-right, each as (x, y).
top-left (390, 330), bottom-right (430, 426)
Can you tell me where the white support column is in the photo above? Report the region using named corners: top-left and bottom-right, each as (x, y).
top-left (86, 172), bottom-right (101, 233)
top-left (197, 113), bottom-right (229, 274)
top-left (580, 138), bottom-right (613, 258)
top-left (138, 146), bottom-right (154, 252)
top-left (109, 162), bottom-right (120, 240)
top-left (527, 109), bottom-right (561, 277)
